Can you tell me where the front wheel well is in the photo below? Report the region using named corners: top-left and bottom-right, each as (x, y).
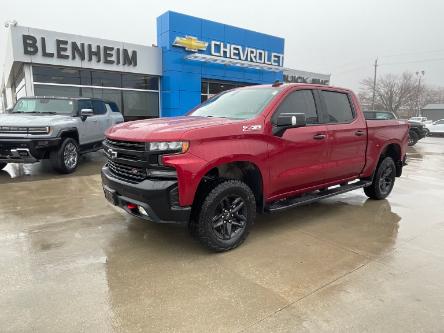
top-left (43, 130), bottom-right (79, 159)
top-left (380, 143), bottom-right (402, 177)
top-left (192, 161), bottom-right (264, 217)
top-left (60, 129), bottom-right (79, 143)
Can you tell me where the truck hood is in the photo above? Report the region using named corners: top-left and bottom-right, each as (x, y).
top-left (106, 116), bottom-right (240, 141)
top-left (0, 113), bottom-right (73, 126)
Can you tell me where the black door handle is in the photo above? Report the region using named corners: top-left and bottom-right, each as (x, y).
top-left (313, 133), bottom-right (326, 140)
top-left (355, 130), bottom-right (365, 136)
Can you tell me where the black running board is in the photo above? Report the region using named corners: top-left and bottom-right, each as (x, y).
top-left (265, 180), bottom-right (372, 213)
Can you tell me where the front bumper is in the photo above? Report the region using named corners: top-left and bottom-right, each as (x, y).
top-left (101, 166), bottom-right (191, 223)
top-left (0, 138), bottom-right (60, 163)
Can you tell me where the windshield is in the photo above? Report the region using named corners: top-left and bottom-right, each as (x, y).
top-left (12, 98), bottom-right (74, 114)
top-left (189, 87), bottom-right (281, 120)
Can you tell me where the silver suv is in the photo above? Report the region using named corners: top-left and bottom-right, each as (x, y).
top-left (0, 97), bottom-right (124, 173)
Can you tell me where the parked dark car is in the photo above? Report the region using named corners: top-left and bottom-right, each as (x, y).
top-left (363, 111), bottom-right (428, 146)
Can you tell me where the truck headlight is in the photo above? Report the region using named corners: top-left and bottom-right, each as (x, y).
top-left (148, 141), bottom-right (189, 153)
top-left (28, 126), bottom-right (51, 135)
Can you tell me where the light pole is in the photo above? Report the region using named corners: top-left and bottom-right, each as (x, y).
top-left (371, 58), bottom-right (378, 111)
top-left (415, 70), bottom-right (425, 117)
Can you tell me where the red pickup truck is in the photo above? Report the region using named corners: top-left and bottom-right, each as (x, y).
top-left (102, 83), bottom-right (408, 251)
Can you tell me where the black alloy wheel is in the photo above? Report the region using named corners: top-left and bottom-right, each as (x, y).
top-left (364, 156), bottom-right (396, 200)
top-left (195, 180), bottom-right (256, 251)
top-left (378, 162), bottom-right (395, 196)
top-left (211, 195), bottom-right (247, 240)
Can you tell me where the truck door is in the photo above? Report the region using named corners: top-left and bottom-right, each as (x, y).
top-left (320, 90), bottom-right (367, 182)
top-left (91, 100), bottom-right (109, 142)
top-left (267, 89), bottom-right (329, 198)
top-left (77, 100), bottom-right (96, 144)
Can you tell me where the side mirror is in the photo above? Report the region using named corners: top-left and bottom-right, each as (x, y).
top-left (273, 113), bottom-right (306, 136)
top-left (80, 108), bottom-right (94, 121)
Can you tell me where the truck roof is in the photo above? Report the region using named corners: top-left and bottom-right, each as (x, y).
top-left (238, 82), bottom-right (353, 94)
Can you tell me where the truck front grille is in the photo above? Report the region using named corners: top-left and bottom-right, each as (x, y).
top-left (104, 138), bottom-right (145, 151)
top-left (107, 160), bottom-right (147, 183)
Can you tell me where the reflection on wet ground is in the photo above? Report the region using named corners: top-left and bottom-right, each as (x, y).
top-left (1, 138), bottom-right (444, 332)
top-left (0, 151), bottom-right (106, 184)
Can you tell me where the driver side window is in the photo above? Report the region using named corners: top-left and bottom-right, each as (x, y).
top-left (274, 90), bottom-right (319, 124)
top-left (78, 100), bottom-right (92, 114)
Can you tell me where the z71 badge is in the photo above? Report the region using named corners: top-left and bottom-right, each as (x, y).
top-left (242, 125), bottom-right (262, 132)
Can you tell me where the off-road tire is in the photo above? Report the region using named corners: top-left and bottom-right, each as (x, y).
top-left (195, 180), bottom-right (256, 252)
top-left (408, 130), bottom-right (418, 146)
top-left (50, 138), bottom-right (79, 174)
top-left (364, 157), bottom-right (396, 200)
top-left (0, 162), bottom-right (7, 170)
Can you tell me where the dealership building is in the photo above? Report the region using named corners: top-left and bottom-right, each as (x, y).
top-left (1, 11), bottom-right (330, 120)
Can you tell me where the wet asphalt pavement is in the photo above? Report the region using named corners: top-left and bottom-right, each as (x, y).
top-left (1, 137), bottom-right (444, 332)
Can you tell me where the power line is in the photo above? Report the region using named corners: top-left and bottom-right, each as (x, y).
top-left (333, 48), bottom-right (444, 75)
top-left (380, 48), bottom-right (444, 59)
top-left (333, 56), bottom-right (444, 76)
top-left (380, 57), bottom-right (444, 66)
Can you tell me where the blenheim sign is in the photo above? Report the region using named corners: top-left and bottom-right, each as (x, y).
top-left (22, 34), bottom-right (138, 66)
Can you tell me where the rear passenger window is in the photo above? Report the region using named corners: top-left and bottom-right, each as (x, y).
top-left (275, 90), bottom-right (319, 124)
top-left (321, 91), bottom-right (354, 123)
top-left (107, 102), bottom-right (120, 113)
top-left (92, 100), bottom-right (107, 115)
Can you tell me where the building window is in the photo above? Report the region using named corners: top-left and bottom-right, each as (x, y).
top-left (122, 73), bottom-right (159, 90)
top-left (34, 84), bottom-right (81, 98)
top-left (32, 65), bottom-right (160, 120)
top-left (33, 66), bottom-right (82, 85)
top-left (201, 79), bottom-right (253, 102)
top-left (123, 91), bottom-right (159, 118)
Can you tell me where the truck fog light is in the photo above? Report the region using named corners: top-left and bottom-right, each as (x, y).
top-left (138, 206), bottom-right (148, 216)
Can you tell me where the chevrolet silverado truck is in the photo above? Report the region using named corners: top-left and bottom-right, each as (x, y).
top-left (101, 83), bottom-right (408, 251)
top-left (0, 97), bottom-right (123, 173)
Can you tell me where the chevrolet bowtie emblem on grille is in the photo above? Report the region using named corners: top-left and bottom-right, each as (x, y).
top-left (108, 148), bottom-right (118, 160)
top-left (173, 36), bottom-right (208, 52)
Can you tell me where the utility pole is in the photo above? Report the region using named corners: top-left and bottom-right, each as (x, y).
top-left (415, 70), bottom-right (425, 117)
top-left (371, 58), bottom-right (378, 111)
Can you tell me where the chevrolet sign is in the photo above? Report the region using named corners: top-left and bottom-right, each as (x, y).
top-left (210, 41), bottom-right (283, 67)
top-left (173, 35), bottom-right (284, 67)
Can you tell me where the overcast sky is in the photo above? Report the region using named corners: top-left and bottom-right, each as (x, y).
top-left (1, 0), bottom-right (443, 91)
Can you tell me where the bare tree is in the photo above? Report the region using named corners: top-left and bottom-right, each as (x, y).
top-left (359, 72), bottom-right (419, 115)
top-left (422, 86), bottom-right (444, 105)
